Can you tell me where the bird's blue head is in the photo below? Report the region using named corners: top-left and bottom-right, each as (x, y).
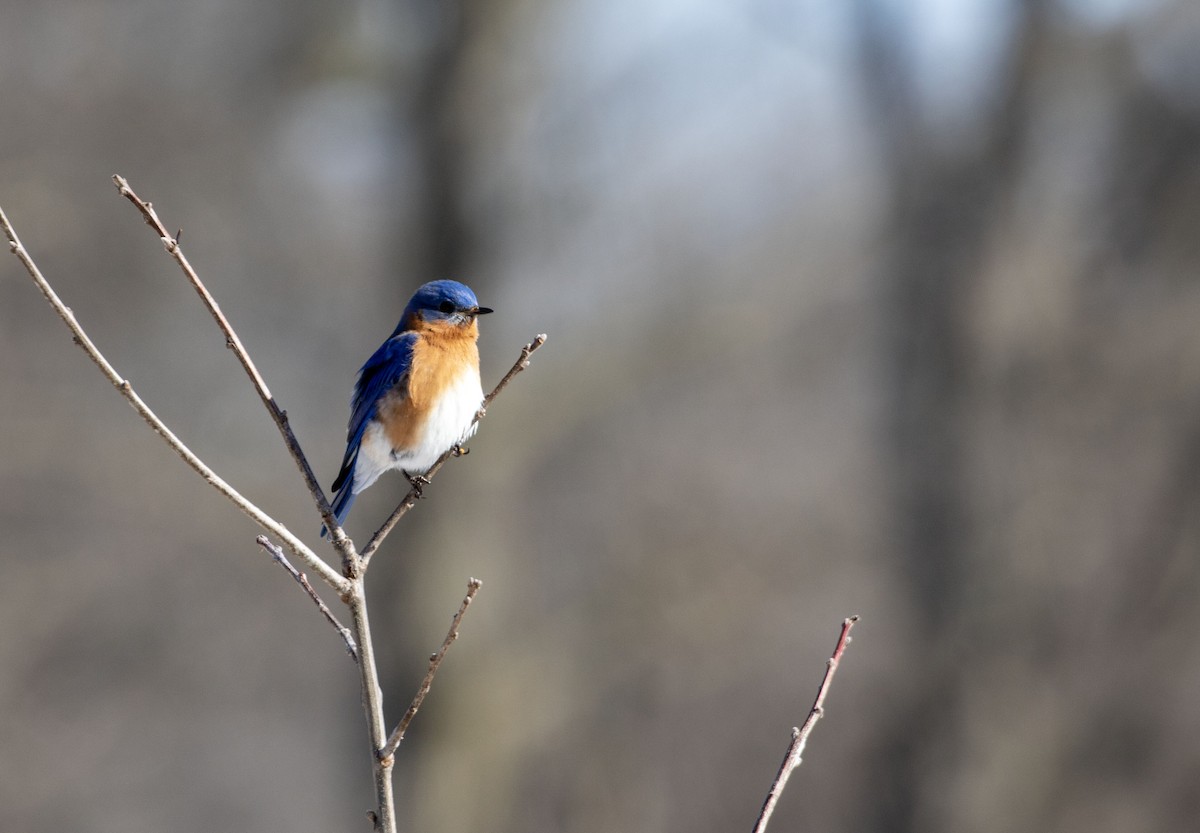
top-left (398, 280), bottom-right (492, 332)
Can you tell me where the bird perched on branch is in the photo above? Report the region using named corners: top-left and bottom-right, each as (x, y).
top-left (323, 280), bottom-right (492, 535)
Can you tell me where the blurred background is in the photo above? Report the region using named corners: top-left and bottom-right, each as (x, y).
top-left (3, 1), bottom-right (1199, 831)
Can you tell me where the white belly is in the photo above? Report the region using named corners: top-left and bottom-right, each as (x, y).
top-left (352, 369), bottom-right (483, 495)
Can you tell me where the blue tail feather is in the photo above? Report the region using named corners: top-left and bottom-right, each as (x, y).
top-left (320, 466), bottom-right (358, 538)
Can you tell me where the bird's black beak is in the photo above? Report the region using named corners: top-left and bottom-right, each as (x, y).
top-left (472, 306), bottom-right (494, 316)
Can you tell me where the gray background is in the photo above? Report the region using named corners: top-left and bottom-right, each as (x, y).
top-left (3, 1), bottom-right (1199, 831)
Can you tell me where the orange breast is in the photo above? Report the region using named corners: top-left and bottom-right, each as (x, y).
top-left (379, 318), bottom-right (480, 452)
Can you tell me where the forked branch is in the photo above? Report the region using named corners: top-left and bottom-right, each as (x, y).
top-left (1, 204), bottom-right (349, 596)
top-left (4, 185), bottom-right (543, 833)
top-left (111, 175), bottom-right (346, 549)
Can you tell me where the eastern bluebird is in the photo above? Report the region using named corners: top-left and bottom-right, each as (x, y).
top-left (323, 280), bottom-right (492, 535)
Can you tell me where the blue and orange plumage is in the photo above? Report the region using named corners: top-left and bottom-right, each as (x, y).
top-left (323, 280), bottom-right (491, 535)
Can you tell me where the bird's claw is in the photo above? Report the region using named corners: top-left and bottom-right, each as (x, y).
top-left (452, 445), bottom-right (470, 457)
top-left (408, 474), bottom-right (431, 497)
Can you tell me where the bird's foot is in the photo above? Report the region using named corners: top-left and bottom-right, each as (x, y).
top-left (407, 474), bottom-right (431, 497)
top-left (452, 444), bottom-right (470, 458)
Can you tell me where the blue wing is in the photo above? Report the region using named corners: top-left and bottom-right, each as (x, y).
top-left (324, 332), bottom-right (417, 533)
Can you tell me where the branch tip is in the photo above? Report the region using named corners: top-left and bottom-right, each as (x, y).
top-left (752, 615), bottom-right (860, 833)
top-left (380, 579), bottom-right (484, 759)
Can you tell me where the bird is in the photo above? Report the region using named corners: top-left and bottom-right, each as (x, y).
top-left (322, 280), bottom-right (492, 536)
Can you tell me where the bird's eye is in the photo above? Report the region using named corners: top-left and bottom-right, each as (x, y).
top-left (438, 300), bottom-right (456, 314)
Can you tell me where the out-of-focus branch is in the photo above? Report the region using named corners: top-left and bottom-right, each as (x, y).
top-left (111, 175), bottom-right (347, 549)
top-left (1, 203), bottom-right (349, 596)
top-left (381, 578), bottom-right (482, 763)
top-left (256, 536), bottom-right (358, 661)
top-left (752, 615), bottom-right (860, 833)
top-left (360, 333), bottom-right (547, 566)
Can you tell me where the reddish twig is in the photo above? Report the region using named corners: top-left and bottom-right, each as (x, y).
top-left (752, 615), bottom-right (860, 833)
top-left (379, 578), bottom-right (483, 763)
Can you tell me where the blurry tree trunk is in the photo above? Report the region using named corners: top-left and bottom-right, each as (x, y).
top-left (856, 0), bottom-right (1041, 630)
top-left (851, 1), bottom-right (1045, 830)
top-left (391, 0), bottom-right (479, 283)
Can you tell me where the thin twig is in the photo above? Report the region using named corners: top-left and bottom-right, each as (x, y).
top-left (483, 333), bottom-right (549, 410)
top-left (256, 536), bottom-right (358, 661)
top-left (380, 578), bottom-right (482, 763)
top-left (1, 203), bottom-right (350, 596)
top-left (111, 175), bottom-right (347, 549)
top-left (752, 615), bottom-right (860, 833)
top-left (360, 334), bottom-right (547, 566)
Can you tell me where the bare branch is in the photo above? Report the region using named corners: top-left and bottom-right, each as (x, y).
top-left (9, 184), bottom-right (543, 833)
top-left (752, 615), bottom-right (860, 833)
top-left (5, 191), bottom-right (536, 833)
top-left (344, 580), bottom-right (395, 832)
top-left (380, 578), bottom-right (482, 763)
top-left (1, 203), bottom-right (350, 596)
top-left (360, 334), bottom-right (547, 565)
top-left (256, 536), bottom-right (358, 661)
top-left (111, 175), bottom-right (346, 546)
top-left (483, 332), bottom-right (549, 410)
